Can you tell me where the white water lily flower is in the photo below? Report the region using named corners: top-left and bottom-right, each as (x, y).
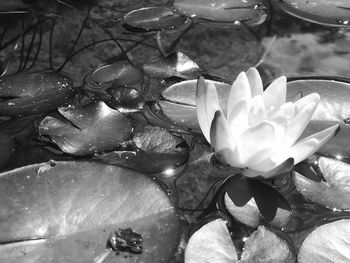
top-left (196, 68), bottom-right (339, 178)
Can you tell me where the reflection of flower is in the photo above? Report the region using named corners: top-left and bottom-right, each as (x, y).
top-left (196, 68), bottom-right (339, 178)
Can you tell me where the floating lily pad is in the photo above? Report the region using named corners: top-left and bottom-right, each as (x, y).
top-left (39, 101), bottom-right (135, 155)
top-left (0, 161), bottom-right (180, 262)
top-left (298, 219), bottom-right (350, 262)
top-left (95, 125), bottom-right (189, 177)
top-left (156, 79), bottom-right (230, 131)
top-left (294, 157), bottom-right (350, 210)
top-left (0, 72), bottom-right (75, 117)
top-left (123, 7), bottom-right (189, 32)
top-left (174, 0), bottom-right (267, 26)
top-left (279, 0), bottom-right (350, 27)
top-left (240, 226), bottom-right (295, 262)
top-left (108, 87), bottom-right (145, 113)
top-left (185, 219), bottom-right (238, 263)
top-left (185, 219), bottom-right (294, 263)
top-left (143, 52), bottom-right (204, 79)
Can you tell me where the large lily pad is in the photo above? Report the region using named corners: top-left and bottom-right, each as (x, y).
top-left (174, 0), bottom-right (267, 26)
top-left (298, 219), bottom-right (350, 262)
top-left (39, 101), bottom-right (135, 155)
top-left (294, 156), bottom-right (350, 210)
top-left (123, 7), bottom-right (189, 32)
top-left (279, 0), bottom-right (350, 27)
top-left (0, 161), bottom-right (180, 262)
top-left (0, 72), bottom-right (75, 117)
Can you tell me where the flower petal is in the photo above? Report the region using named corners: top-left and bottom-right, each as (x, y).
top-left (196, 77), bottom-right (220, 143)
top-left (210, 110), bottom-right (242, 167)
top-left (294, 93), bottom-right (320, 114)
top-left (248, 95), bottom-right (265, 125)
top-left (228, 99), bottom-right (250, 138)
top-left (283, 102), bottom-right (318, 148)
top-left (246, 67), bottom-right (263, 97)
top-left (237, 121), bottom-right (276, 163)
top-left (273, 124), bottom-right (339, 165)
top-left (227, 72), bottom-right (251, 117)
top-left (263, 76), bottom-right (287, 111)
top-left (279, 102), bottom-right (296, 121)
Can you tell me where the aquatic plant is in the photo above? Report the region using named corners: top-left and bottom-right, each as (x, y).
top-left (197, 68), bottom-right (339, 178)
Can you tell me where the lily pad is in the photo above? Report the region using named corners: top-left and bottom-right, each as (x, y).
top-left (294, 156), bottom-right (350, 210)
top-left (185, 219), bottom-right (294, 263)
top-left (240, 226), bottom-right (295, 262)
top-left (108, 87), bottom-right (145, 113)
top-left (123, 7), bottom-right (189, 32)
top-left (0, 161), bottom-right (180, 262)
top-left (95, 125), bottom-right (189, 177)
top-left (156, 79), bottom-right (230, 131)
top-left (185, 219), bottom-right (238, 263)
top-left (39, 101), bottom-right (135, 155)
top-left (142, 51), bottom-right (204, 79)
top-left (174, 0), bottom-right (267, 26)
top-left (279, 0), bottom-right (350, 27)
top-left (0, 72), bottom-right (75, 117)
top-left (298, 219), bottom-right (350, 262)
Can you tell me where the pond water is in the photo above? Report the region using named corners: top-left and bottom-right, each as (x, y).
top-left (1, 0), bottom-right (350, 262)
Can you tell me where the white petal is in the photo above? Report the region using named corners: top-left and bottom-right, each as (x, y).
top-left (227, 72), bottom-right (251, 117)
top-left (294, 93), bottom-right (320, 114)
top-left (196, 77), bottom-right (220, 143)
top-left (210, 110), bottom-right (241, 167)
top-left (270, 115), bottom-right (288, 143)
top-left (228, 99), bottom-right (250, 138)
top-left (248, 95), bottom-right (265, 125)
top-left (263, 76), bottom-right (287, 111)
top-left (237, 121), bottom-right (276, 164)
top-left (246, 67), bottom-right (263, 97)
top-left (283, 102), bottom-right (318, 148)
top-left (289, 124), bottom-right (339, 164)
top-left (279, 102), bottom-right (296, 121)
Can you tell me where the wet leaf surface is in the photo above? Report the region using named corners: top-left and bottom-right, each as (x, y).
top-left (108, 87), bottom-right (145, 113)
top-left (0, 72), bottom-right (75, 117)
top-left (279, 0), bottom-right (350, 27)
top-left (185, 219), bottom-right (238, 263)
top-left (298, 219), bottom-right (350, 263)
top-left (294, 157), bottom-right (350, 210)
top-left (185, 219), bottom-right (294, 263)
top-left (174, 0), bottom-right (267, 25)
top-left (0, 161), bottom-right (180, 263)
top-left (95, 125), bottom-right (189, 177)
top-left (240, 226), bottom-right (295, 263)
top-left (123, 7), bottom-right (189, 32)
top-left (143, 51), bottom-right (204, 79)
top-left (39, 101), bottom-right (135, 155)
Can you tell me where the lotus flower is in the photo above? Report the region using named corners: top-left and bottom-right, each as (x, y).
top-left (196, 68), bottom-right (339, 178)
